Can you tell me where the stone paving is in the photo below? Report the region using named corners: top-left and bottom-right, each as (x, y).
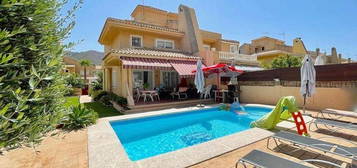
top-left (0, 129), bottom-right (88, 168)
top-left (190, 111), bottom-right (357, 168)
top-left (1, 109), bottom-right (356, 168)
top-left (80, 95), bottom-right (92, 103)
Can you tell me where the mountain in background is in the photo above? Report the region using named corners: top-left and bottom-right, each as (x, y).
top-left (65, 50), bottom-right (104, 65)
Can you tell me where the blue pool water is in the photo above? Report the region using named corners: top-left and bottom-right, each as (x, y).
top-left (110, 106), bottom-right (272, 161)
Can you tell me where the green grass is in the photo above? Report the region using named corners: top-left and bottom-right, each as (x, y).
top-left (83, 102), bottom-right (123, 118)
top-left (65, 96), bottom-right (122, 118)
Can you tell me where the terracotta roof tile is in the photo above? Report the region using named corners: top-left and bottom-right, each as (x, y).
top-left (107, 18), bottom-right (182, 33)
top-left (110, 48), bottom-right (198, 60)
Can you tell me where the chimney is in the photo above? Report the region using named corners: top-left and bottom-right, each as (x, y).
top-left (338, 54), bottom-right (342, 64)
top-left (348, 58), bottom-right (351, 63)
top-left (177, 5), bottom-right (203, 55)
top-left (316, 48), bottom-right (320, 57)
top-left (331, 47), bottom-right (338, 64)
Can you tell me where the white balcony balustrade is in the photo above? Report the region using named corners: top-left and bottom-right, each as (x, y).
top-left (218, 52), bottom-right (257, 62)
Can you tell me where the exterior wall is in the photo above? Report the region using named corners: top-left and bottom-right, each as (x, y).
top-left (131, 5), bottom-right (178, 29)
top-left (257, 53), bottom-right (287, 67)
top-left (109, 30), bottom-right (182, 51)
top-left (239, 44), bottom-right (251, 54)
top-left (63, 56), bottom-right (100, 84)
top-left (292, 38), bottom-right (308, 54)
top-left (219, 42), bottom-right (239, 53)
top-left (240, 85), bottom-right (357, 111)
top-left (177, 5), bottom-right (203, 54)
top-left (200, 30), bottom-right (222, 41)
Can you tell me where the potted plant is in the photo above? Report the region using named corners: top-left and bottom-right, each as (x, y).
top-left (65, 73), bottom-right (84, 96)
top-left (143, 83), bottom-right (149, 90)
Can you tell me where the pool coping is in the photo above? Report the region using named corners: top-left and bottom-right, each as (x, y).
top-left (88, 104), bottom-right (274, 168)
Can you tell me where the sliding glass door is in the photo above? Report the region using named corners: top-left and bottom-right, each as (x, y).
top-left (133, 70), bottom-right (154, 90)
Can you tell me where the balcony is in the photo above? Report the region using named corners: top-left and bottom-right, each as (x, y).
top-left (218, 51), bottom-right (257, 62)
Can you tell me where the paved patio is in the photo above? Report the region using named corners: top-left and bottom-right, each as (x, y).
top-left (0, 129), bottom-right (88, 168)
top-left (1, 109), bottom-right (356, 168)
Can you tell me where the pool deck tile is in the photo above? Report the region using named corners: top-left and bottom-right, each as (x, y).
top-left (88, 104), bottom-right (274, 168)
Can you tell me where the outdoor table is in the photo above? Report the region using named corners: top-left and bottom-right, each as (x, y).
top-left (214, 89), bottom-right (228, 103)
top-left (140, 90), bottom-right (157, 102)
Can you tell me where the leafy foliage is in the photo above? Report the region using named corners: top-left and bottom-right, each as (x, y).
top-left (64, 73), bottom-right (84, 88)
top-left (62, 105), bottom-right (98, 130)
top-left (269, 55), bottom-right (302, 69)
top-left (93, 91), bottom-right (128, 108)
top-left (90, 71), bottom-right (103, 91)
top-left (0, 0), bottom-right (81, 150)
top-left (79, 59), bottom-right (91, 83)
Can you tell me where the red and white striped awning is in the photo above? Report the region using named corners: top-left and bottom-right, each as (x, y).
top-left (120, 56), bottom-right (204, 78)
top-left (120, 56), bottom-right (173, 70)
top-left (171, 60), bottom-right (205, 78)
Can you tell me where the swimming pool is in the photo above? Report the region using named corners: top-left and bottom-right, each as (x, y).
top-left (110, 106), bottom-right (272, 161)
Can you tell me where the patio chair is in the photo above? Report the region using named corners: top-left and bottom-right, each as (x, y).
top-left (170, 87), bottom-right (188, 100)
top-left (309, 118), bottom-right (357, 133)
top-left (203, 85), bottom-right (212, 99)
top-left (318, 108), bottom-right (357, 120)
top-left (267, 131), bottom-right (357, 161)
top-left (236, 150), bottom-right (345, 168)
top-left (135, 88), bottom-right (151, 102)
top-left (151, 90), bottom-right (160, 101)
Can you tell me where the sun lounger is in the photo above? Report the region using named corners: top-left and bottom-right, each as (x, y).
top-left (319, 108), bottom-right (357, 119)
top-left (267, 131), bottom-right (357, 161)
top-left (236, 150), bottom-right (344, 168)
top-left (309, 118), bottom-right (357, 132)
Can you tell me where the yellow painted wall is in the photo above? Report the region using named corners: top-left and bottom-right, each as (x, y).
top-left (63, 56), bottom-right (98, 78)
top-left (257, 53), bottom-right (287, 67)
top-left (131, 5), bottom-right (178, 29)
top-left (220, 42), bottom-right (239, 53)
top-left (292, 38), bottom-right (308, 54)
top-left (110, 30), bottom-right (182, 50)
top-left (240, 85), bottom-right (357, 111)
top-left (251, 38), bottom-right (284, 52)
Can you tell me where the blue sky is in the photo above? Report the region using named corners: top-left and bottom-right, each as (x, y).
top-left (67, 0), bottom-right (357, 60)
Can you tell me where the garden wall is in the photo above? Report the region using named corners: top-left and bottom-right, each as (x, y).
top-left (237, 63), bottom-right (357, 111)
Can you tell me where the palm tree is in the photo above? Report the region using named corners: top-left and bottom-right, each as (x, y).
top-left (79, 59), bottom-right (92, 84)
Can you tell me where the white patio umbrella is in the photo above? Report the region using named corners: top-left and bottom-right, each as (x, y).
top-left (300, 55), bottom-right (316, 113)
top-left (315, 55), bottom-right (325, 65)
top-left (194, 59), bottom-right (205, 107)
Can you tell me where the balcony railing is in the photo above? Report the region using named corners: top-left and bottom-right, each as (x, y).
top-left (218, 52), bottom-right (257, 62)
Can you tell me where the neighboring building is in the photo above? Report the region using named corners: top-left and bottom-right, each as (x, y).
top-left (240, 36), bottom-right (350, 67)
top-left (98, 4), bottom-right (259, 104)
top-left (63, 56), bottom-right (102, 84)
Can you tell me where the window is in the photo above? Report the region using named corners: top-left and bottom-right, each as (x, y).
top-left (262, 47), bottom-right (265, 51)
top-left (161, 71), bottom-right (179, 88)
top-left (203, 44), bottom-right (211, 51)
top-left (230, 45), bottom-right (238, 53)
top-left (133, 70), bottom-right (154, 89)
top-left (131, 35), bottom-right (142, 48)
top-left (156, 39), bottom-right (174, 49)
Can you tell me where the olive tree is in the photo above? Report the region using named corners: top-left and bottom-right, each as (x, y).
top-left (0, 0), bottom-right (81, 150)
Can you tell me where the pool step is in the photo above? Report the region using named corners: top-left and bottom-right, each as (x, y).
top-left (125, 99), bottom-right (215, 114)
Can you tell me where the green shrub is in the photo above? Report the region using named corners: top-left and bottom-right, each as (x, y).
top-left (93, 91), bottom-right (109, 101)
top-left (93, 91), bottom-right (128, 108)
top-left (99, 95), bottom-right (112, 107)
top-left (269, 54), bottom-right (302, 69)
top-left (62, 105), bottom-right (98, 130)
top-left (90, 71), bottom-right (103, 91)
top-left (64, 73), bottom-right (84, 88)
top-left (108, 93), bottom-right (128, 108)
top-left (0, 0), bottom-right (81, 150)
